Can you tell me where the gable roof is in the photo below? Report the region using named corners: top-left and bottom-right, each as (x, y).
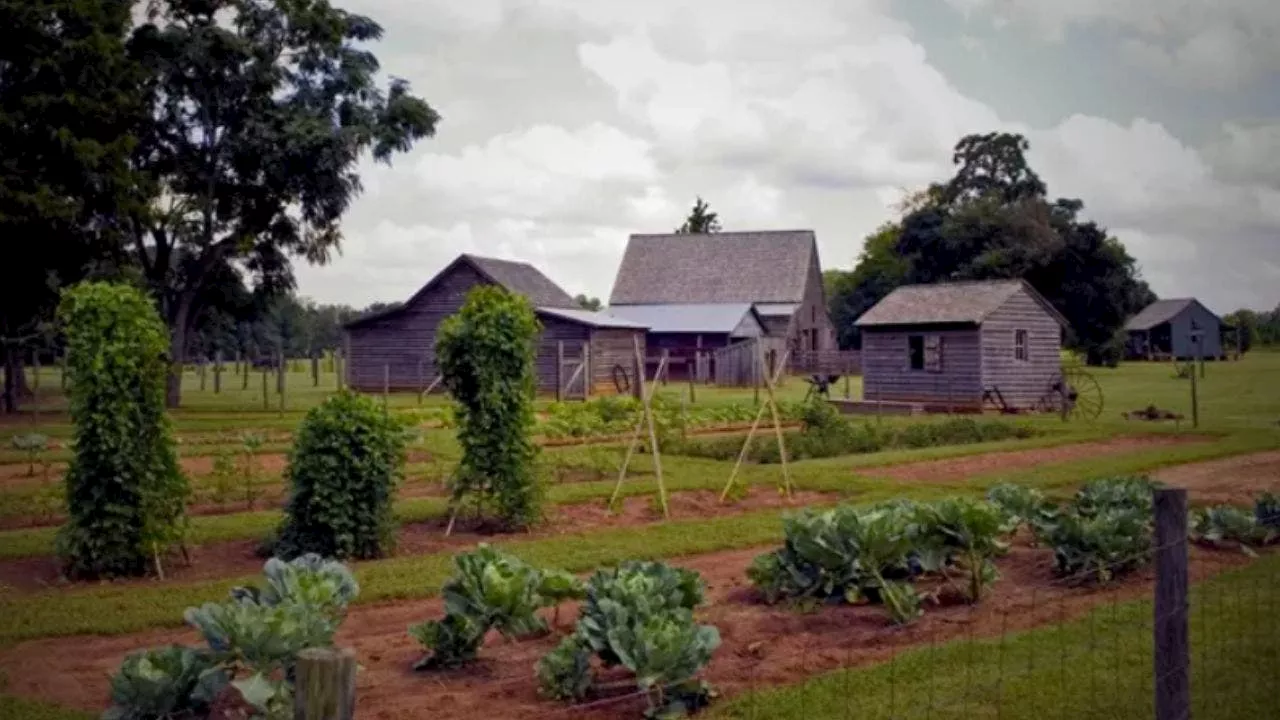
top-left (854, 279), bottom-right (1069, 328)
top-left (606, 303), bottom-right (764, 336)
top-left (608, 230), bottom-right (817, 305)
top-left (345, 253), bottom-right (576, 329)
top-left (1124, 298), bottom-right (1219, 331)
top-left (535, 306), bottom-right (648, 329)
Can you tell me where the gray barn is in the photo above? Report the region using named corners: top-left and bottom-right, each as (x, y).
top-left (1124, 299), bottom-right (1224, 360)
top-left (854, 280), bottom-right (1067, 412)
top-left (343, 254), bottom-right (647, 396)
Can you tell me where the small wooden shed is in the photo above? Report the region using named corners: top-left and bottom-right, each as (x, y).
top-left (343, 254), bottom-right (647, 397)
top-left (1124, 298), bottom-right (1223, 361)
top-left (854, 279), bottom-right (1067, 412)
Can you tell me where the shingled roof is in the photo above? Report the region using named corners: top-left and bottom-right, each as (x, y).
top-left (608, 230), bottom-right (817, 305)
top-left (1124, 299), bottom-right (1211, 331)
top-left (855, 279), bottom-right (1068, 328)
top-left (345, 254), bottom-right (577, 328)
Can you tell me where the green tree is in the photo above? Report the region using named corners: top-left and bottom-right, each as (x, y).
top-left (574, 294), bottom-right (602, 311)
top-left (675, 196), bottom-right (721, 234)
top-left (125, 0), bottom-right (441, 407)
top-left (436, 286), bottom-right (542, 529)
top-left (0, 0), bottom-right (144, 412)
top-left (56, 282), bottom-right (188, 578)
top-left (276, 391), bottom-right (407, 559)
top-left (1223, 310), bottom-right (1256, 353)
top-left (826, 223), bottom-right (909, 349)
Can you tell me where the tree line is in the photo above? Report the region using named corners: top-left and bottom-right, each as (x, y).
top-left (2, 0), bottom-right (440, 411)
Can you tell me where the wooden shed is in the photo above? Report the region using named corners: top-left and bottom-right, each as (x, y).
top-left (608, 230), bottom-right (835, 354)
top-left (854, 279), bottom-right (1067, 412)
top-left (343, 254), bottom-right (647, 397)
top-left (1124, 298), bottom-right (1224, 361)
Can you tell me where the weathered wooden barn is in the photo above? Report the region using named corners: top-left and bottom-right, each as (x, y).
top-left (606, 303), bottom-right (765, 381)
top-left (607, 230), bottom-right (835, 357)
top-left (343, 254), bottom-right (647, 396)
top-left (1124, 298), bottom-right (1224, 360)
top-left (854, 279), bottom-right (1067, 412)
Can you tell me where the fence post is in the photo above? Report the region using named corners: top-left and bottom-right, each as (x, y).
top-left (582, 340), bottom-right (591, 398)
top-left (312, 352), bottom-right (320, 388)
top-left (261, 368), bottom-right (269, 411)
top-left (1189, 358), bottom-right (1199, 429)
top-left (556, 341), bottom-right (564, 402)
top-left (382, 364), bottom-right (389, 410)
top-left (213, 351), bottom-right (222, 394)
top-left (294, 647), bottom-right (356, 720)
top-left (198, 358), bottom-right (207, 391)
top-left (1154, 487), bottom-right (1190, 720)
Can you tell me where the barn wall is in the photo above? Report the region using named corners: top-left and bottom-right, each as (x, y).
top-left (789, 252), bottom-right (835, 351)
top-left (535, 316), bottom-right (590, 393)
top-left (861, 327), bottom-right (983, 408)
top-left (645, 332), bottom-right (732, 382)
top-left (588, 328), bottom-right (646, 395)
top-left (346, 263), bottom-right (490, 392)
top-left (758, 315), bottom-right (792, 339)
top-left (1169, 303), bottom-right (1223, 359)
top-left (980, 288), bottom-right (1063, 409)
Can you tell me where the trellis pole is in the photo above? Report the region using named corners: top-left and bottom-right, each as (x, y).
top-left (719, 347), bottom-right (793, 502)
top-left (607, 339), bottom-right (670, 516)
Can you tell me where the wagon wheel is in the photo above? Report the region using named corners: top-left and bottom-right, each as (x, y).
top-left (1056, 367), bottom-right (1104, 421)
top-left (611, 364), bottom-right (631, 394)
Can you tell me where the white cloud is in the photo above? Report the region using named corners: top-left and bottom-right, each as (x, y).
top-left (294, 0), bottom-right (1280, 315)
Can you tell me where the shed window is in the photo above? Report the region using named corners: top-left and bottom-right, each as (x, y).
top-left (909, 335), bottom-right (944, 372)
top-left (1014, 329), bottom-right (1029, 361)
top-left (909, 335), bottom-right (925, 370)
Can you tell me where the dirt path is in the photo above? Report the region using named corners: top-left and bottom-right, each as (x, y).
top-left (1152, 450), bottom-right (1280, 504)
top-left (870, 435), bottom-right (1202, 483)
top-left (0, 488), bottom-right (838, 595)
top-left (0, 541), bottom-right (1253, 719)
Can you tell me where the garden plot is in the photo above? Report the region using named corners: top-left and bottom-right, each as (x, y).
top-left (1152, 450), bottom-right (1280, 504)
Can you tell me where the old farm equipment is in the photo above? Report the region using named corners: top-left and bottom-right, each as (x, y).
top-left (1036, 366), bottom-right (1104, 421)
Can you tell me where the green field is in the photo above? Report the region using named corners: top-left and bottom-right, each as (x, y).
top-left (0, 352), bottom-right (1276, 719)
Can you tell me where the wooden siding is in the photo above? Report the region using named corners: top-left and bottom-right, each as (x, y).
top-left (790, 251), bottom-right (834, 351)
top-left (758, 315), bottom-right (792, 339)
top-left (346, 262), bottom-right (489, 392)
top-left (536, 316), bottom-right (589, 394)
top-left (588, 328), bottom-right (646, 394)
top-left (979, 287), bottom-right (1063, 409)
top-left (645, 332), bottom-right (732, 382)
top-left (1168, 302), bottom-right (1223, 359)
top-left (861, 328), bottom-right (984, 408)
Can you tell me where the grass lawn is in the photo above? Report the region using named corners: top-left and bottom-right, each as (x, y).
top-left (711, 551), bottom-right (1280, 720)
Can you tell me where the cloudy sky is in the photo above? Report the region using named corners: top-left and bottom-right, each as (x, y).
top-left (294, 0), bottom-right (1280, 315)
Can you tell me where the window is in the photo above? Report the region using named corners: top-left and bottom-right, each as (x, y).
top-left (909, 335), bottom-right (925, 370)
top-left (925, 335), bottom-right (944, 373)
top-left (1014, 329), bottom-right (1029, 361)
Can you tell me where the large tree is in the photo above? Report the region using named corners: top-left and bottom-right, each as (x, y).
top-left (830, 132), bottom-right (1155, 364)
top-left (126, 0), bottom-right (440, 406)
top-left (675, 196), bottom-right (721, 234)
top-left (0, 0), bottom-right (144, 411)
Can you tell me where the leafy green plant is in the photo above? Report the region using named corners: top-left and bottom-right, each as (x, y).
top-left (275, 391), bottom-right (407, 560)
top-left (1256, 492), bottom-right (1280, 529)
top-left (1192, 505), bottom-right (1275, 551)
top-left (985, 483), bottom-right (1058, 535)
top-left (538, 561), bottom-right (719, 718)
top-left (437, 285), bottom-right (543, 529)
top-left (1043, 507), bottom-right (1151, 583)
top-left (410, 545), bottom-right (582, 669)
top-left (1072, 476), bottom-right (1158, 516)
top-left (913, 498), bottom-right (1006, 602)
top-left (102, 645), bottom-right (229, 720)
top-left (55, 281), bottom-right (189, 579)
top-left (239, 432), bottom-right (265, 509)
top-left (207, 449), bottom-right (238, 509)
top-left (10, 433), bottom-right (48, 477)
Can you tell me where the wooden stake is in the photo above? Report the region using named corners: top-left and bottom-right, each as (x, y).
top-left (608, 348), bottom-right (669, 514)
top-left (213, 351), bottom-right (222, 394)
top-left (382, 363), bottom-right (390, 410)
top-left (760, 347), bottom-right (793, 498)
top-left (556, 341), bottom-right (564, 402)
top-left (312, 353), bottom-right (320, 387)
top-left (294, 647), bottom-right (357, 720)
top-left (720, 352), bottom-right (791, 502)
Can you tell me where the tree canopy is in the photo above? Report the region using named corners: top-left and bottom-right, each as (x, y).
top-left (828, 132), bottom-right (1155, 365)
top-left (574, 294), bottom-right (602, 311)
top-left (676, 197), bottom-right (721, 234)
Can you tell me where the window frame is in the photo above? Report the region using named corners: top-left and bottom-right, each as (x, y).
top-left (908, 335), bottom-right (926, 371)
top-left (1014, 329), bottom-right (1029, 362)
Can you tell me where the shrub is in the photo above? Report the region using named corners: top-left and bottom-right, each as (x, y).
top-left (275, 391), bottom-right (407, 560)
top-left (436, 285), bottom-right (542, 529)
top-left (913, 498), bottom-right (1006, 602)
top-left (537, 561), bottom-right (719, 718)
top-left (56, 281), bottom-right (188, 579)
top-left (1037, 476), bottom-right (1159, 584)
top-left (1192, 505), bottom-right (1275, 549)
top-left (103, 645), bottom-right (229, 720)
top-left (986, 483), bottom-right (1058, 535)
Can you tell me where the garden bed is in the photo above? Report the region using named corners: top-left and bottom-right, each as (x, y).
top-left (0, 540), bottom-right (1256, 719)
top-left (1151, 450), bottom-right (1280, 504)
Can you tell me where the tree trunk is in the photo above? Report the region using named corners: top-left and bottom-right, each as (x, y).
top-left (2, 348), bottom-right (33, 414)
top-left (165, 294), bottom-right (197, 409)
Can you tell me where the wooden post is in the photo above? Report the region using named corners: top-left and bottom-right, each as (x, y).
top-left (582, 340), bottom-right (591, 398)
top-left (634, 335), bottom-right (667, 517)
top-left (1197, 335), bottom-right (1205, 378)
top-left (31, 352), bottom-right (40, 391)
top-left (261, 368), bottom-right (269, 410)
top-left (660, 349), bottom-right (669, 385)
top-left (242, 354), bottom-right (249, 390)
top-left (382, 364), bottom-right (390, 410)
top-left (556, 341), bottom-right (564, 402)
top-left (312, 353), bottom-right (320, 387)
top-left (1153, 488), bottom-right (1189, 720)
top-left (1189, 354), bottom-right (1199, 429)
top-left (844, 370), bottom-right (850, 399)
top-left (278, 352), bottom-right (286, 413)
top-left (753, 342), bottom-right (760, 406)
top-left (294, 647), bottom-right (357, 720)
top-left (198, 358), bottom-right (206, 391)
top-left (687, 353), bottom-right (696, 404)
top-left (213, 351), bottom-right (222, 394)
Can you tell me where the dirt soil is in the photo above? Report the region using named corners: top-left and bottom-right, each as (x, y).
top-left (871, 435), bottom-right (1203, 483)
top-left (0, 541), bottom-right (1254, 720)
top-left (1152, 450), bottom-right (1280, 504)
top-left (0, 488), bottom-right (837, 595)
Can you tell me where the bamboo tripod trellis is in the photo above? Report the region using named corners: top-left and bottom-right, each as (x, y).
top-left (719, 345), bottom-right (793, 502)
top-left (608, 336), bottom-right (671, 517)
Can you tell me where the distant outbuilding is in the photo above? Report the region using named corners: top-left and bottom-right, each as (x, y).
top-left (854, 279), bottom-right (1068, 412)
top-left (1124, 299), bottom-right (1224, 361)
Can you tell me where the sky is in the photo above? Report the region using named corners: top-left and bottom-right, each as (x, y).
top-left (292, 0), bottom-right (1280, 315)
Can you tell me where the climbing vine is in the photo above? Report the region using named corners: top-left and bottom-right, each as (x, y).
top-left (275, 391), bottom-right (408, 560)
top-left (436, 285), bottom-right (542, 529)
top-left (56, 282), bottom-right (188, 578)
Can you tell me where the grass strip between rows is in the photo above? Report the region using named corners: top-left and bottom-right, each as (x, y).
top-left (0, 428), bottom-right (1227, 561)
top-left (710, 552), bottom-right (1280, 720)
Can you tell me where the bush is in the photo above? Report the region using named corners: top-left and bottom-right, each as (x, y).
top-left (437, 286), bottom-right (542, 529)
top-left (56, 281), bottom-right (188, 579)
top-left (275, 391), bottom-right (408, 560)
top-left (1035, 476), bottom-right (1160, 584)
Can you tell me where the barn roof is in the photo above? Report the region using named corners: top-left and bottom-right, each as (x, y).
top-left (535, 307), bottom-right (648, 329)
top-left (606, 303), bottom-right (764, 336)
top-left (608, 230), bottom-right (817, 306)
top-left (1124, 299), bottom-right (1217, 331)
top-left (344, 254), bottom-right (577, 329)
top-left (854, 279), bottom-right (1068, 328)
top-left (754, 302), bottom-right (801, 318)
